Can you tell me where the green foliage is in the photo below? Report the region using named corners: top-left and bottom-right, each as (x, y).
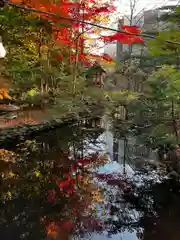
top-left (0, 8), bottom-right (45, 88)
top-left (148, 66), bottom-right (180, 100)
top-left (0, 6), bottom-right (71, 95)
top-left (149, 31), bottom-right (180, 57)
top-left (107, 90), bottom-right (138, 106)
top-left (149, 6), bottom-right (180, 60)
top-left (158, 6), bottom-right (180, 26)
top-left (49, 74), bottom-right (107, 118)
top-left (131, 65), bottom-right (180, 148)
top-left (127, 5), bottom-right (180, 151)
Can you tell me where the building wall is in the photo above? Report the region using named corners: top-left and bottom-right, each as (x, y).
top-left (143, 9), bottom-right (159, 31)
top-left (104, 43), bottom-right (116, 59)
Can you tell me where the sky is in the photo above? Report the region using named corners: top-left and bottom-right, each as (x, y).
top-left (117, 0), bottom-right (180, 15)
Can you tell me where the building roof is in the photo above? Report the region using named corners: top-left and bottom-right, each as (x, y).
top-left (85, 62), bottom-right (106, 76)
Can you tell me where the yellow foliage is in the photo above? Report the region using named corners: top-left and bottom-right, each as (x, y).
top-left (84, 35), bottom-right (97, 41)
top-left (102, 61), bottom-right (116, 67)
top-left (92, 28), bottom-right (102, 35)
top-left (35, 170), bottom-right (41, 177)
top-left (0, 149), bottom-right (17, 162)
top-left (9, 171), bottom-right (16, 177)
top-left (92, 15), bottom-right (109, 23)
top-left (7, 191), bottom-right (12, 199)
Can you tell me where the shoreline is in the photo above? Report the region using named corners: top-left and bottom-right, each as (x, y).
top-left (0, 118), bottom-right (77, 148)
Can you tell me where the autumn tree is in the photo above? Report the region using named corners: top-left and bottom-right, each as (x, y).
top-left (0, 1), bottom-right (117, 107)
top-left (0, 0), bottom-right (148, 120)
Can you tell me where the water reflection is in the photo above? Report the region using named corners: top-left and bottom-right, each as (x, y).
top-left (0, 123), bottom-right (180, 240)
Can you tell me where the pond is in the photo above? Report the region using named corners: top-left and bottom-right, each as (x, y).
top-left (0, 121), bottom-right (180, 240)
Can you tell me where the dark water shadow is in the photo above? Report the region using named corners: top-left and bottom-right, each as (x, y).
top-left (0, 124), bottom-right (180, 240)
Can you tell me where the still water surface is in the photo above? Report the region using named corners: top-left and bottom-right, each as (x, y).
top-left (0, 122), bottom-right (180, 240)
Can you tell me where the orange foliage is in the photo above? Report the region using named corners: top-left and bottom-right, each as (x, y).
top-left (0, 88), bottom-right (12, 100)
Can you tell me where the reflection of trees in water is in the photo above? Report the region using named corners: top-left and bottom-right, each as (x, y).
top-left (96, 170), bottom-right (180, 240)
top-left (0, 125), bottom-right (107, 240)
top-left (1, 123), bottom-right (180, 240)
top-left (141, 178), bottom-right (180, 240)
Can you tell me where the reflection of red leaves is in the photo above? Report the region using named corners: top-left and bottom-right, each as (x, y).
top-left (72, 209), bottom-right (79, 215)
top-left (64, 173), bottom-right (71, 179)
top-left (44, 152), bottom-right (108, 237)
top-left (46, 219), bottom-right (72, 237)
top-left (71, 179), bottom-right (75, 185)
top-left (77, 175), bottom-right (82, 181)
top-left (58, 180), bottom-right (70, 188)
top-left (56, 175), bottom-right (77, 195)
top-left (56, 164), bottom-right (63, 168)
top-left (76, 153), bottom-right (99, 166)
top-left (106, 179), bottom-right (125, 187)
top-left (76, 157), bottom-right (91, 165)
top-left (52, 153), bottom-right (101, 200)
top-left (67, 187), bottom-right (75, 194)
top-left (48, 190), bottom-right (56, 202)
top-left (95, 173), bottom-right (114, 181)
top-left (96, 173), bottom-right (129, 189)
top-left (71, 163), bottom-right (78, 172)
top-left (63, 220), bottom-right (73, 230)
top-left (46, 222), bottom-right (58, 238)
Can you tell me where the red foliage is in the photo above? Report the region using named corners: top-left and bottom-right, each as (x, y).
top-left (11, 0), bottom-right (144, 65)
top-left (122, 25), bottom-right (142, 34)
top-left (101, 53), bottom-right (113, 62)
top-left (100, 29), bottom-right (144, 44)
top-left (76, 157), bottom-right (92, 165)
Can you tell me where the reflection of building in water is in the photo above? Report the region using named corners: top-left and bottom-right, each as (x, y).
top-left (113, 135), bottom-right (119, 162)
